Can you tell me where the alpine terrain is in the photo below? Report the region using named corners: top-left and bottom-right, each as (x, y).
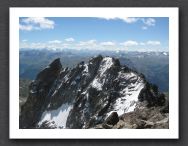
top-left (20, 55), bottom-right (169, 129)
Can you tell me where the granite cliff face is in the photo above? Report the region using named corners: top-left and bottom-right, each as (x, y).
top-left (20, 56), bottom-right (168, 129)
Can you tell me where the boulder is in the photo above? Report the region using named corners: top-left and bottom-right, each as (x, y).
top-left (105, 112), bottom-right (119, 126)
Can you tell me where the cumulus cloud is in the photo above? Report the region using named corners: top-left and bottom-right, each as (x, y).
top-left (78, 40), bottom-right (97, 46)
top-left (19, 24), bottom-right (33, 31)
top-left (20, 17), bottom-right (55, 31)
top-left (48, 40), bottom-right (62, 44)
top-left (147, 41), bottom-right (161, 45)
top-left (100, 41), bottom-right (116, 46)
top-left (141, 18), bottom-right (156, 30)
top-left (30, 42), bottom-right (46, 49)
top-left (98, 17), bottom-right (138, 23)
top-left (120, 40), bottom-right (138, 47)
top-left (142, 18), bottom-right (156, 26)
top-left (98, 17), bottom-right (156, 30)
top-left (77, 40), bottom-right (116, 50)
top-left (65, 38), bottom-right (75, 42)
top-left (123, 18), bottom-right (138, 23)
top-left (140, 42), bottom-right (145, 45)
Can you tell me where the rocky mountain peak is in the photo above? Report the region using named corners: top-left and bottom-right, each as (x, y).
top-left (49, 58), bottom-right (62, 70)
top-left (20, 58), bottom-right (62, 128)
top-left (20, 56), bottom-right (167, 129)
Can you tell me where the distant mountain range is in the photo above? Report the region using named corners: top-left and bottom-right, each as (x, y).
top-left (19, 49), bottom-right (169, 92)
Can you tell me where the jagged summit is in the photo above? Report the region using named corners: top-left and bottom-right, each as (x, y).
top-left (20, 56), bottom-right (167, 129)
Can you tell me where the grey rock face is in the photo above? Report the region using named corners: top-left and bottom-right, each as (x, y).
top-left (19, 58), bottom-right (62, 128)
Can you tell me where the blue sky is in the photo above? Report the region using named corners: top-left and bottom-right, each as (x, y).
top-left (19, 17), bottom-right (169, 52)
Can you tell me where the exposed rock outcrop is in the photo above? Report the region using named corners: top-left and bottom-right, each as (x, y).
top-left (20, 58), bottom-right (62, 128)
top-left (105, 112), bottom-right (119, 126)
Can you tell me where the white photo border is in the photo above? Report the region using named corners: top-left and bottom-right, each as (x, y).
top-left (9, 7), bottom-right (179, 139)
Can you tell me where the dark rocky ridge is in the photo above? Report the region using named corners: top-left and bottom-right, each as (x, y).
top-left (20, 58), bottom-right (62, 128)
top-left (19, 56), bottom-right (167, 129)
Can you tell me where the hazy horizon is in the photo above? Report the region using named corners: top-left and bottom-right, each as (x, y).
top-left (19, 47), bottom-right (169, 53)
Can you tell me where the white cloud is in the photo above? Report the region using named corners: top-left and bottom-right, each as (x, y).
top-left (123, 17), bottom-right (138, 23)
top-left (65, 38), bottom-right (75, 42)
top-left (77, 40), bottom-right (117, 50)
top-left (142, 18), bottom-right (156, 26)
top-left (48, 40), bottom-right (62, 44)
top-left (140, 42), bottom-right (145, 45)
top-left (62, 43), bottom-right (70, 47)
top-left (147, 41), bottom-right (161, 45)
top-left (30, 42), bottom-right (46, 49)
top-left (120, 40), bottom-right (138, 47)
top-left (98, 17), bottom-right (139, 23)
top-left (20, 17), bottom-right (55, 31)
top-left (19, 24), bottom-right (33, 31)
top-left (98, 17), bottom-right (156, 30)
top-left (141, 18), bottom-right (156, 30)
top-left (100, 41), bottom-right (115, 46)
top-left (78, 40), bottom-right (97, 46)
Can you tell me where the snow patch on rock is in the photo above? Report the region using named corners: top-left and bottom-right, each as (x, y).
top-left (90, 57), bottom-right (113, 90)
top-left (91, 78), bottom-right (103, 90)
top-left (38, 103), bottom-right (73, 128)
top-left (83, 64), bottom-right (89, 76)
top-left (99, 57), bottom-right (113, 75)
top-left (106, 72), bottom-right (145, 117)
